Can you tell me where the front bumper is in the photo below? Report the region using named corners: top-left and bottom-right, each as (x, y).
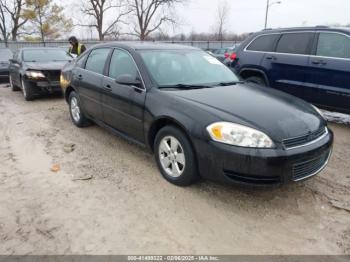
top-left (193, 128), bottom-right (333, 186)
top-left (26, 78), bottom-right (62, 94)
top-left (0, 68), bottom-right (9, 82)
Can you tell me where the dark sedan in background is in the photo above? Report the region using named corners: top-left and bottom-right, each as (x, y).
top-left (9, 47), bottom-right (73, 100)
top-left (0, 48), bottom-right (13, 83)
top-left (60, 43), bottom-right (332, 187)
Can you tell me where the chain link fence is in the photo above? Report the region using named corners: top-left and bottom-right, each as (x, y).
top-left (0, 40), bottom-right (241, 51)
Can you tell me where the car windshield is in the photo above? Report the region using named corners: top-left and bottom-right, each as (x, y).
top-left (23, 49), bottom-right (72, 62)
top-left (138, 49), bottom-right (239, 87)
top-left (0, 49), bottom-right (13, 61)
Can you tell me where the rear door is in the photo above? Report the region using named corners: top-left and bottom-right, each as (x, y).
top-left (101, 48), bottom-right (146, 142)
top-left (306, 32), bottom-right (350, 113)
top-left (261, 32), bottom-right (315, 98)
top-left (78, 48), bottom-right (111, 120)
top-left (238, 33), bottom-right (279, 75)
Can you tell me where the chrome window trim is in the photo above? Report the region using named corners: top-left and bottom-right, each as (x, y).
top-left (285, 127), bottom-right (329, 151)
top-left (81, 47), bottom-right (146, 92)
top-left (106, 47), bottom-right (146, 92)
top-left (243, 30), bottom-right (350, 61)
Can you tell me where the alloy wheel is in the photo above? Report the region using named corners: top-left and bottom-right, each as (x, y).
top-left (70, 96), bottom-right (81, 123)
top-left (21, 79), bottom-right (27, 97)
top-left (158, 136), bottom-right (186, 178)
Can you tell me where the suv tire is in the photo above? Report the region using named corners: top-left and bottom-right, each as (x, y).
top-left (245, 76), bottom-right (267, 86)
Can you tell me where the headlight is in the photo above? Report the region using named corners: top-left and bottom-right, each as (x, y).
top-left (312, 105), bottom-right (325, 119)
top-left (26, 70), bottom-right (45, 79)
top-left (206, 122), bottom-right (274, 148)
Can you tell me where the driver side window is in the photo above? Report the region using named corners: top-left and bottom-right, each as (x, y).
top-left (109, 49), bottom-right (139, 80)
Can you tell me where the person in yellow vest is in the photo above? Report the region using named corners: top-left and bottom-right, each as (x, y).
top-left (68, 36), bottom-right (86, 56)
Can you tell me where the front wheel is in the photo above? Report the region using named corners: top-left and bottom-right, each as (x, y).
top-left (21, 78), bottom-right (35, 101)
top-left (69, 91), bottom-right (90, 127)
top-left (245, 76), bottom-right (267, 86)
top-left (154, 126), bottom-right (199, 186)
top-left (9, 75), bottom-right (20, 91)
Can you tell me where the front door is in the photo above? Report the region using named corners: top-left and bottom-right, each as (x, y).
top-left (306, 32), bottom-right (350, 113)
top-left (102, 48), bottom-right (146, 142)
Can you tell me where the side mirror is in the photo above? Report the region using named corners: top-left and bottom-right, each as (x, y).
top-left (9, 59), bottom-right (17, 64)
top-left (115, 74), bottom-right (141, 87)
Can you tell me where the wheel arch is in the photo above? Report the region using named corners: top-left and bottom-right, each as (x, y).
top-left (64, 85), bottom-right (75, 103)
top-left (147, 116), bottom-right (194, 153)
top-left (239, 68), bottom-right (270, 86)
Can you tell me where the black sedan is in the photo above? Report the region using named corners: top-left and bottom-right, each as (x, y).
top-left (9, 47), bottom-right (73, 100)
top-left (60, 43), bottom-right (333, 186)
top-left (0, 48), bottom-right (13, 83)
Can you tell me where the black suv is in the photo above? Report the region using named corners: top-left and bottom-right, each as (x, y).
top-left (228, 27), bottom-right (350, 114)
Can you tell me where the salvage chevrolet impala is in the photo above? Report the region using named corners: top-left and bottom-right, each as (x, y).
top-left (60, 43), bottom-right (333, 186)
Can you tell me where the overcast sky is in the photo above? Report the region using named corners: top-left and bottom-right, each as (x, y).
top-left (64, 0), bottom-right (350, 38)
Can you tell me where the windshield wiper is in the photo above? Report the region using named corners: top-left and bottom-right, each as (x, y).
top-left (216, 81), bottom-right (244, 86)
top-left (158, 84), bottom-right (213, 90)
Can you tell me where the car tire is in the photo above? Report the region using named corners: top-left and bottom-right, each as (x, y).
top-left (9, 75), bottom-right (20, 91)
top-left (245, 76), bottom-right (267, 86)
top-left (68, 91), bottom-right (90, 128)
top-left (154, 125), bottom-right (199, 186)
top-left (21, 78), bottom-right (34, 101)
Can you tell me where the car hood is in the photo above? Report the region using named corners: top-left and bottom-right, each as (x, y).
top-left (171, 83), bottom-right (325, 141)
top-left (24, 61), bottom-right (69, 71)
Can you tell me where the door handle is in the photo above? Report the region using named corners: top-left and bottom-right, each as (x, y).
top-left (77, 74), bottom-right (83, 80)
top-left (266, 55), bottom-right (277, 60)
top-left (103, 84), bottom-right (112, 92)
top-left (312, 60), bottom-right (327, 66)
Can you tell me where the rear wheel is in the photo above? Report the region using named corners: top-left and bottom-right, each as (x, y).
top-left (9, 75), bottom-right (20, 91)
top-left (69, 91), bottom-right (90, 127)
top-left (21, 78), bottom-right (34, 101)
top-left (154, 126), bottom-right (199, 186)
top-left (245, 76), bottom-right (267, 86)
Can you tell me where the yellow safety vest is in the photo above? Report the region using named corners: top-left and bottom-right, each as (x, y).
top-left (69, 43), bottom-right (83, 56)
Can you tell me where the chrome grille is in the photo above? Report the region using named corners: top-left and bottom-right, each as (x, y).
top-left (283, 127), bottom-right (327, 149)
top-left (292, 151), bottom-right (330, 181)
top-left (44, 70), bottom-right (61, 82)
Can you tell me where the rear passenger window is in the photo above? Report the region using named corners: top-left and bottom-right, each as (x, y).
top-left (85, 48), bottom-right (110, 74)
top-left (316, 33), bottom-right (350, 59)
top-left (246, 34), bottom-right (279, 52)
top-left (276, 33), bottom-right (314, 55)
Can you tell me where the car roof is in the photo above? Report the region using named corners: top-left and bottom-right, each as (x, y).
top-left (256, 26), bottom-right (350, 35)
top-left (91, 42), bottom-right (200, 51)
top-left (19, 47), bottom-right (66, 51)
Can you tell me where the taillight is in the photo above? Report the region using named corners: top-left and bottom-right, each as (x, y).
top-left (224, 53), bottom-right (230, 58)
top-left (230, 52), bottom-right (237, 61)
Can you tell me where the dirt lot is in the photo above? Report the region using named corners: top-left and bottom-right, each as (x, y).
top-left (0, 84), bottom-right (349, 255)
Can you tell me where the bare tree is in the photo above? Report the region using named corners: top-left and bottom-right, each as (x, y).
top-left (1, 0), bottom-right (29, 41)
top-left (80, 0), bottom-right (130, 40)
top-left (0, 4), bottom-right (9, 44)
top-left (25, 0), bottom-right (73, 41)
top-left (128, 0), bottom-right (185, 41)
top-left (214, 0), bottom-right (230, 41)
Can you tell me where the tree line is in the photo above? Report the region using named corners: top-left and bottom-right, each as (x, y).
top-left (0, 0), bottom-right (246, 43)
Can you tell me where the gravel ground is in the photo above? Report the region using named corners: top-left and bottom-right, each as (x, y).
top-left (0, 84), bottom-right (349, 255)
